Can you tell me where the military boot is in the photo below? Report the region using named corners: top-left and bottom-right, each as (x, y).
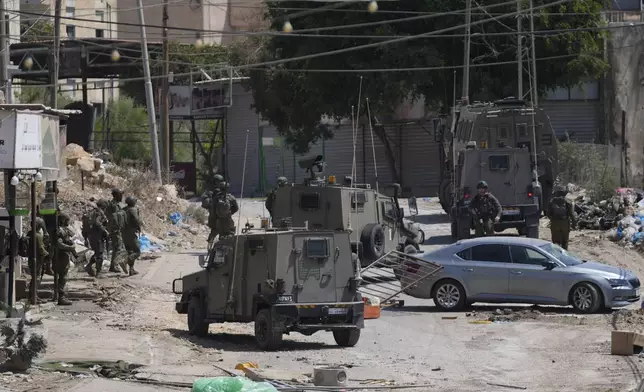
top-left (129, 267), bottom-right (139, 276)
top-left (120, 261), bottom-right (129, 275)
top-left (57, 297), bottom-right (72, 306)
top-left (109, 263), bottom-right (122, 273)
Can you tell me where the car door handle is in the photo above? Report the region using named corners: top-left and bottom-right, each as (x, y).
top-left (462, 268), bottom-right (474, 272)
top-left (510, 271), bottom-right (522, 275)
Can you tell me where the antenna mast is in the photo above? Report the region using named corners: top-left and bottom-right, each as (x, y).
top-left (517, 0), bottom-right (523, 99)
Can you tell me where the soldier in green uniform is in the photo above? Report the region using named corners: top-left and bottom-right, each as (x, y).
top-left (201, 174), bottom-right (225, 212)
top-left (203, 175), bottom-right (227, 248)
top-left (468, 180), bottom-right (502, 237)
top-left (265, 177), bottom-right (288, 224)
top-left (27, 217), bottom-right (49, 302)
top-left (547, 185), bottom-right (577, 250)
top-left (123, 196), bottom-right (142, 276)
top-left (106, 188), bottom-right (127, 274)
top-left (83, 199), bottom-right (109, 277)
top-left (210, 182), bottom-right (239, 245)
top-left (55, 213), bottom-right (77, 306)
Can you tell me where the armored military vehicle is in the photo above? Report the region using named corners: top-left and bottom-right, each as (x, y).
top-left (451, 145), bottom-right (541, 240)
top-left (172, 227), bottom-right (364, 351)
top-left (270, 155), bottom-right (421, 269)
top-left (435, 98), bottom-right (559, 215)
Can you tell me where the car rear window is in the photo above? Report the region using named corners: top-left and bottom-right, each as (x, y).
top-left (489, 155), bottom-right (510, 171)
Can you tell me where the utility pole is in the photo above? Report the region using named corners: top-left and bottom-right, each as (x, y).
top-left (137, 0), bottom-right (162, 183)
top-left (0, 0), bottom-right (7, 103)
top-left (462, 0), bottom-right (472, 105)
top-left (50, 0), bottom-right (62, 108)
top-left (516, 0), bottom-right (523, 99)
top-left (529, 0), bottom-right (538, 107)
top-left (161, 0), bottom-right (170, 181)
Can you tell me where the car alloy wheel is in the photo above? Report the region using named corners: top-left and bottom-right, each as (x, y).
top-left (572, 285), bottom-right (593, 311)
top-left (436, 283), bottom-right (461, 309)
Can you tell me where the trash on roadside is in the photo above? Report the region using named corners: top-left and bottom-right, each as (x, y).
top-left (169, 212), bottom-right (183, 225)
top-left (191, 376), bottom-right (278, 392)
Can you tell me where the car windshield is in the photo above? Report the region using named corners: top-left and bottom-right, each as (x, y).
top-left (539, 243), bottom-right (583, 266)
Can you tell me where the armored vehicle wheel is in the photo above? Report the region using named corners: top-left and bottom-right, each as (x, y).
top-left (360, 224), bottom-right (385, 263)
top-left (255, 308), bottom-right (283, 351)
top-left (456, 220), bottom-right (470, 240)
top-left (450, 222), bottom-right (457, 241)
top-left (187, 297), bottom-right (209, 337)
top-left (333, 329), bottom-right (361, 347)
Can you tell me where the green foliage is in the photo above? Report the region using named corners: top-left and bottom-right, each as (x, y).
top-left (247, 0), bottom-right (609, 153)
top-left (15, 86), bottom-right (74, 108)
top-left (20, 20), bottom-right (53, 42)
top-left (557, 141), bottom-right (619, 201)
top-left (94, 97), bottom-right (152, 160)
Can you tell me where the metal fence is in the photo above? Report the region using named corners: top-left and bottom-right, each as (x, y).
top-left (556, 142), bottom-right (622, 199)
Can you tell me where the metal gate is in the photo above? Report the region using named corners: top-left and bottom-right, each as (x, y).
top-left (358, 250), bottom-right (443, 304)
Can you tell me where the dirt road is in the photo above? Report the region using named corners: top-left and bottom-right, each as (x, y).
top-left (7, 199), bottom-right (644, 391)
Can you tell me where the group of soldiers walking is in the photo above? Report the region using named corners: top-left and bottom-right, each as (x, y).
top-left (26, 188), bottom-right (143, 306)
top-left (467, 179), bottom-right (577, 250)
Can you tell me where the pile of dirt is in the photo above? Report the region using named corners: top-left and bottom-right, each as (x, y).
top-left (486, 308), bottom-right (544, 322)
top-left (57, 145), bottom-right (210, 250)
top-left (609, 309), bottom-right (644, 333)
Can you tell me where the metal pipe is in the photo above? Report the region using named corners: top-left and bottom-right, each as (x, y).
top-left (30, 178), bottom-right (37, 305)
top-left (462, 0), bottom-right (472, 104)
top-left (517, 0), bottom-right (523, 99)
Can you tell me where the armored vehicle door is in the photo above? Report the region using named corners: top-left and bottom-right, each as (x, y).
top-left (378, 196), bottom-right (401, 249)
top-left (205, 242), bottom-right (237, 318)
top-left (475, 150), bottom-right (520, 206)
top-left (290, 233), bottom-right (337, 303)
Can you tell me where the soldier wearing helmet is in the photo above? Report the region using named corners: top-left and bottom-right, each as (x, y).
top-left (468, 180), bottom-right (502, 237)
top-left (201, 174), bottom-right (226, 211)
top-left (208, 181), bottom-right (239, 247)
top-left (105, 188), bottom-right (128, 273)
top-left (123, 196), bottom-right (142, 276)
top-left (265, 176), bottom-right (289, 224)
top-left (83, 198), bottom-right (109, 277)
top-left (26, 215), bottom-right (49, 303)
top-left (547, 184), bottom-right (576, 250)
top-left (55, 212), bottom-right (77, 305)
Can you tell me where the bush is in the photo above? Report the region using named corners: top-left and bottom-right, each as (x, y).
top-left (557, 141), bottom-right (619, 201)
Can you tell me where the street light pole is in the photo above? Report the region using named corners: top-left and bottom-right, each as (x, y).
top-left (161, 0), bottom-right (170, 180)
top-left (137, 0), bottom-right (162, 183)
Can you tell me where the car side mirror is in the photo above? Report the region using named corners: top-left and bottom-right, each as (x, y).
top-left (198, 254), bottom-right (209, 268)
top-left (542, 260), bottom-right (557, 270)
top-left (408, 197), bottom-right (419, 216)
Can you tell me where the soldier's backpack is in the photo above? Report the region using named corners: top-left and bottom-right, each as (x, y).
top-left (18, 235), bottom-right (30, 257)
top-left (109, 209), bottom-right (127, 232)
top-left (550, 196), bottom-right (568, 219)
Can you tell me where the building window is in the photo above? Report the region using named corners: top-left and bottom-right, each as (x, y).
top-left (96, 10), bottom-right (104, 21)
top-left (66, 0), bottom-right (75, 7)
top-left (65, 6), bottom-right (74, 18)
top-left (95, 29), bottom-right (104, 38)
top-left (66, 25), bottom-right (75, 38)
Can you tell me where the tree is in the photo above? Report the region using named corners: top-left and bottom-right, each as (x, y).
top-left (15, 86), bottom-right (74, 108)
top-left (243, 0), bottom-right (609, 178)
top-left (20, 20), bottom-right (53, 42)
top-left (93, 97), bottom-right (152, 161)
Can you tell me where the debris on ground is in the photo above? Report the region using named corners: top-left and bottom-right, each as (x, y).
top-left (0, 317), bottom-right (47, 371)
top-left (487, 308), bottom-right (543, 322)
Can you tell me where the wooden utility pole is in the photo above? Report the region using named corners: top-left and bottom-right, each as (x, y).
top-left (161, 0), bottom-right (170, 180)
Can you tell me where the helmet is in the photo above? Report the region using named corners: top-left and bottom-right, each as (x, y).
top-left (96, 199), bottom-right (108, 209)
top-left (213, 174), bottom-right (225, 184)
top-left (477, 180), bottom-right (488, 189)
top-left (125, 196), bottom-right (137, 206)
top-left (89, 197), bottom-right (96, 202)
top-left (35, 217), bottom-right (46, 230)
top-left (276, 177), bottom-right (288, 186)
top-left (111, 188), bottom-right (122, 197)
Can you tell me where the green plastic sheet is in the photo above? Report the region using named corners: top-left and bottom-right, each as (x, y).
top-left (191, 376), bottom-right (278, 392)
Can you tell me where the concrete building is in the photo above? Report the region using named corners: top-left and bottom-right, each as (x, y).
top-left (19, 0), bottom-right (118, 104)
top-left (116, 0), bottom-right (266, 45)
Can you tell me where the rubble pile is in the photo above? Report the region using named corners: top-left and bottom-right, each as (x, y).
top-left (0, 317), bottom-right (47, 371)
top-left (58, 144), bottom-right (210, 250)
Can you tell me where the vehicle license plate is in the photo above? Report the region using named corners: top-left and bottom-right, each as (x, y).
top-left (636, 288), bottom-right (640, 297)
top-left (328, 307), bottom-right (348, 315)
top-left (277, 295), bottom-right (293, 303)
top-left (503, 208), bottom-right (520, 216)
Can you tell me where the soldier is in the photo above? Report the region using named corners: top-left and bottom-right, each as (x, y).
top-left (201, 174), bottom-right (225, 211)
top-left (547, 185), bottom-right (577, 250)
top-left (83, 199), bottom-right (109, 277)
top-left (55, 213), bottom-right (77, 306)
top-left (106, 188), bottom-right (127, 274)
top-left (123, 196), bottom-right (142, 276)
top-left (468, 180), bottom-right (502, 237)
top-left (209, 182), bottom-right (239, 246)
top-left (27, 217), bottom-right (49, 302)
top-left (265, 177), bottom-right (288, 223)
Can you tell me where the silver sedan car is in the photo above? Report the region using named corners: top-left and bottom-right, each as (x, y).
top-left (402, 237), bottom-right (640, 313)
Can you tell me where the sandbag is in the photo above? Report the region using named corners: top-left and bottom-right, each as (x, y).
top-left (191, 377), bottom-right (277, 392)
